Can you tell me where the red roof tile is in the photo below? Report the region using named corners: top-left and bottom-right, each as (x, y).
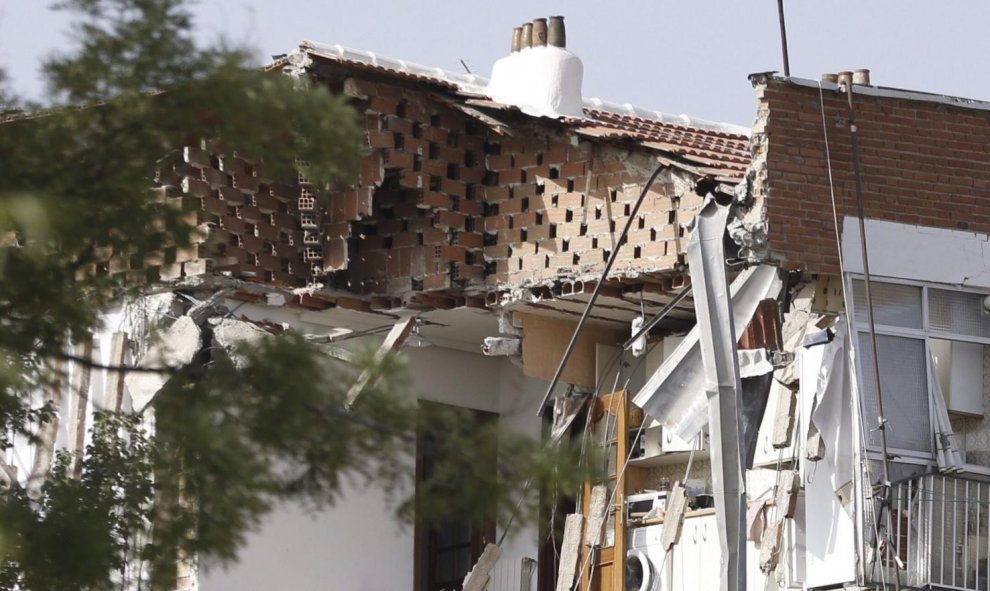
top-left (285, 42), bottom-right (752, 182)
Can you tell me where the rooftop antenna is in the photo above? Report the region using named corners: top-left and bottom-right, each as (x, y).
top-left (777, 0), bottom-right (791, 76)
top-left (459, 59), bottom-right (472, 74)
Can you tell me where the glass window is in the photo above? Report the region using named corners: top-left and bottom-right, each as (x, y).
top-left (852, 279), bottom-right (923, 329)
top-left (928, 288), bottom-right (990, 339)
top-left (857, 332), bottom-right (932, 454)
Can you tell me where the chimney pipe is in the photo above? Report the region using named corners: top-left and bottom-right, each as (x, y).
top-left (520, 22), bottom-right (533, 50)
top-left (836, 71), bottom-right (854, 88)
top-left (532, 18), bottom-right (548, 47)
top-left (511, 27), bottom-right (522, 53)
top-left (853, 69), bottom-right (871, 85)
top-left (548, 16), bottom-right (566, 48)
top-left (820, 73), bottom-right (838, 84)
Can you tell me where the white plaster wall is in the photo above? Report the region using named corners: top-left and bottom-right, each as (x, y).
top-left (841, 217), bottom-right (990, 289)
top-left (200, 477), bottom-right (413, 591)
top-left (201, 347), bottom-right (545, 591)
top-left (495, 360), bottom-right (545, 586)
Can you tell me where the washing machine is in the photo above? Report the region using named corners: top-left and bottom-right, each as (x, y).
top-left (626, 524), bottom-right (669, 591)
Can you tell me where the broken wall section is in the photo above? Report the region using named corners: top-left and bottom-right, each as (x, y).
top-left (745, 75), bottom-right (990, 274)
top-left (321, 74), bottom-right (709, 302)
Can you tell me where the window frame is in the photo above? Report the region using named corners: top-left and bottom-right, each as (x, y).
top-left (846, 274), bottom-right (990, 463)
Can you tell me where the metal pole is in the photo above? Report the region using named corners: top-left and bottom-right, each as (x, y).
top-left (777, 0), bottom-right (791, 77)
top-left (536, 164), bottom-right (667, 416)
top-left (843, 82), bottom-right (901, 591)
top-left (687, 197), bottom-right (746, 591)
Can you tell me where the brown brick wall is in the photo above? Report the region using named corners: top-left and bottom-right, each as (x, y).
top-left (151, 73), bottom-right (710, 299)
top-left (759, 79), bottom-right (990, 274)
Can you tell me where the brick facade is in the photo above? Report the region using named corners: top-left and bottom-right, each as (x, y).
top-left (148, 62), bottom-right (747, 306)
top-left (754, 76), bottom-right (990, 274)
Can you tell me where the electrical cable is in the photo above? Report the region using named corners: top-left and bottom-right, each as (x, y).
top-left (621, 284), bottom-right (692, 351)
top-left (536, 163), bottom-right (668, 417)
top-left (842, 79), bottom-right (901, 591)
top-left (819, 80), bottom-right (892, 590)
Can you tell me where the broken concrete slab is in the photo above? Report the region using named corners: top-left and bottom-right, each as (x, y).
top-left (583, 484), bottom-right (608, 547)
top-left (462, 543), bottom-right (502, 591)
top-left (211, 317), bottom-right (271, 368)
top-left (482, 336), bottom-right (521, 357)
top-left (555, 513), bottom-right (584, 591)
top-left (125, 315), bottom-right (201, 412)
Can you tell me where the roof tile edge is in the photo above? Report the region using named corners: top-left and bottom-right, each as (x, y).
top-left (295, 41), bottom-right (750, 136)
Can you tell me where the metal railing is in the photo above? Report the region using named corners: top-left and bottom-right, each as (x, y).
top-left (866, 473), bottom-right (990, 590)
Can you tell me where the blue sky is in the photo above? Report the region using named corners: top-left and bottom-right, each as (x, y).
top-left (2, 1), bottom-right (989, 126)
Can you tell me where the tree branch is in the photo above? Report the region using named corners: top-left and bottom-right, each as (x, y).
top-left (52, 350), bottom-right (177, 375)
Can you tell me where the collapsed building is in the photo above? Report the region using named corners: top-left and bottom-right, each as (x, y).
top-left (7, 14), bottom-right (990, 591)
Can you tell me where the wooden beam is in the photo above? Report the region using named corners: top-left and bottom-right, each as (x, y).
top-left (345, 316), bottom-right (416, 408)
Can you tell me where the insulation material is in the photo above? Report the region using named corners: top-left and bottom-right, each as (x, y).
top-left (632, 263), bottom-right (783, 440)
top-left (805, 319), bottom-right (854, 509)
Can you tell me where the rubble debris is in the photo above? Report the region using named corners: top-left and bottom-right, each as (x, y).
top-left (660, 482), bottom-right (687, 550)
top-left (124, 315), bottom-right (202, 412)
top-left (774, 470), bottom-right (800, 519)
top-left (211, 317), bottom-right (271, 368)
top-left (633, 264), bottom-right (782, 441)
top-left (462, 543), bottom-right (502, 591)
top-left (481, 336), bottom-right (521, 357)
top-left (759, 521), bottom-right (783, 574)
top-left (344, 317), bottom-right (415, 408)
top-left (583, 484), bottom-right (608, 547)
top-left (555, 514), bottom-right (585, 591)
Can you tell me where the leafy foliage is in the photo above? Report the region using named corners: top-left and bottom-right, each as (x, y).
top-left (0, 1), bottom-right (592, 588)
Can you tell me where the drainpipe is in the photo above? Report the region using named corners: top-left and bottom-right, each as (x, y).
top-left (686, 196), bottom-right (746, 591)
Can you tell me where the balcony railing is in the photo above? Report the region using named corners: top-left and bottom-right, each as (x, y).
top-left (866, 473), bottom-right (990, 590)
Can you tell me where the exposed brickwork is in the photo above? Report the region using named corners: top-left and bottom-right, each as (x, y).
top-left (148, 66), bottom-right (745, 302)
top-left (757, 78), bottom-right (990, 274)
top-left (154, 145), bottom-right (316, 287)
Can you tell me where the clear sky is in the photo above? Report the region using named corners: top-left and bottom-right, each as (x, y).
top-left (2, 1), bottom-right (989, 127)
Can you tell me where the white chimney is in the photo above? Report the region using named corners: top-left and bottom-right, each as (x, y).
top-left (486, 16), bottom-right (584, 119)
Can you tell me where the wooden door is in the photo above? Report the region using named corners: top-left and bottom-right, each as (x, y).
top-left (578, 390), bottom-right (648, 591)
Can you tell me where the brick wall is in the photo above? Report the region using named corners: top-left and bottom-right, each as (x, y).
top-left (757, 78), bottom-right (990, 274)
top-left (332, 75), bottom-right (703, 299)
top-left (150, 73), bottom-right (711, 299)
